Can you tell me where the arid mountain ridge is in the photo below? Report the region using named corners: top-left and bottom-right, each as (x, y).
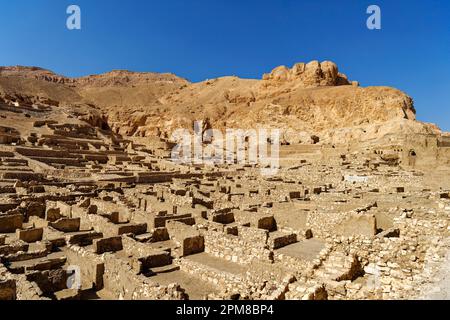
top-left (0, 61), bottom-right (442, 145)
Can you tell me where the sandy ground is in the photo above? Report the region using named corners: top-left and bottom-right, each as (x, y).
top-left (419, 249), bottom-right (450, 300)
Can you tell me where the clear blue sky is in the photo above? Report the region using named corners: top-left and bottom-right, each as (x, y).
top-left (0, 0), bottom-right (449, 130)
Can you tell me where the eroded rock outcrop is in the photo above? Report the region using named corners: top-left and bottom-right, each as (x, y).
top-left (0, 61), bottom-right (441, 145)
top-left (262, 61), bottom-right (351, 87)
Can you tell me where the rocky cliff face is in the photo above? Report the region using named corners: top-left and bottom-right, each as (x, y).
top-left (262, 61), bottom-right (352, 87)
top-left (0, 61), bottom-right (441, 145)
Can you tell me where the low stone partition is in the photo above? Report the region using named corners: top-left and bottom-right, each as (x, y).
top-left (0, 265), bottom-right (43, 300)
top-left (0, 203), bottom-right (19, 213)
top-left (166, 221), bottom-right (204, 257)
top-left (122, 237), bottom-right (172, 273)
top-left (0, 133), bottom-right (20, 145)
top-left (204, 225), bottom-right (272, 265)
top-left (335, 213), bottom-right (377, 237)
top-left (1, 172), bottom-right (44, 181)
top-left (3, 247), bottom-right (49, 264)
top-left (24, 201), bottom-right (46, 219)
top-left (0, 279), bottom-right (16, 300)
top-left (25, 269), bottom-right (69, 297)
top-left (0, 151), bottom-right (14, 157)
top-left (50, 218), bottom-right (81, 233)
top-left (272, 202), bottom-right (309, 231)
top-left (101, 253), bottom-right (187, 300)
top-left (109, 155), bottom-right (132, 164)
top-left (286, 282), bottom-right (328, 300)
top-left (16, 228), bottom-right (43, 243)
top-left (0, 214), bottom-right (23, 233)
top-left (268, 231), bottom-right (297, 249)
top-left (31, 157), bottom-right (86, 167)
top-left (193, 195), bottom-right (214, 209)
top-left (177, 255), bottom-right (306, 300)
top-left (0, 241), bottom-right (29, 256)
top-left (33, 120), bottom-right (57, 128)
top-left (71, 206), bottom-right (122, 237)
top-left (94, 236), bottom-right (123, 254)
top-left (15, 147), bottom-right (81, 159)
top-left (64, 245), bottom-right (105, 290)
top-left (177, 257), bottom-right (243, 290)
top-left (154, 213), bottom-right (193, 228)
top-left (66, 231), bottom-right (103, 246)
top-left (211, 211), bottom-right (235, 224)
top-left (117, 223), bottom-right (147, 236)
top-left (149, 227), bottom-right (170, 242)
top-left (233, 210), bottom-right (277, 231)
top-left (273, 250), bottom-right (315, 273)
top-left (137, 252), bottom-right (172, 271)
top-left (83, 154), bottom-right (108, 164)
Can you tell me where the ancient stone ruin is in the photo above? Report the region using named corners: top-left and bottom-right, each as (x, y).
top-left (0, 63), bottom-right (449, 300)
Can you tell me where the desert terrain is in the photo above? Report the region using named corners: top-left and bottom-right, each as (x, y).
top-left (0, 61), bottom-right (449, 300)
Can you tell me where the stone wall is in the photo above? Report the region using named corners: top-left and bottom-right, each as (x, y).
top-left (204, 225), bottom-right (272, 265)
top-left (101, 253), bottom-right (187, 300)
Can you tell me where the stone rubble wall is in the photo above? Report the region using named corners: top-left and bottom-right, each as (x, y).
top-left (101, 251), bottom-right (187, 300)
top-left (203, 226), bottom-right (272, 265)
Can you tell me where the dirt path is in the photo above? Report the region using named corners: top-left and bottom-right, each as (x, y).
top-left (419, 249), bottom-right (450, 300)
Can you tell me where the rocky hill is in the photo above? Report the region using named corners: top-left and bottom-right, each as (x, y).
top-left (0, 61), bottom-right (442, 145)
